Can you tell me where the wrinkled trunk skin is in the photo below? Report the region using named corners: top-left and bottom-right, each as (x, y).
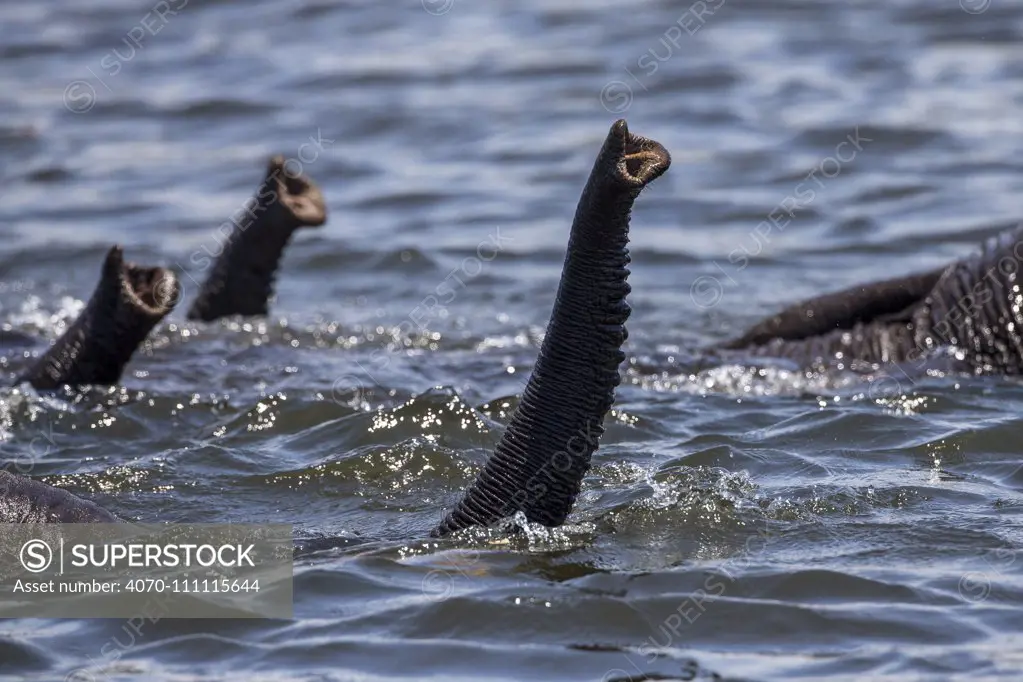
top-left (187, 156), bottom-right (327, 322)
top-left (17, 246), bottom-right (180, 390)
top-left (719, 227), bottom-right (1023, 373)
top-left (433, 120), bottom-right (670, 537)
top-left (0, 470), bottom-right (121, 522)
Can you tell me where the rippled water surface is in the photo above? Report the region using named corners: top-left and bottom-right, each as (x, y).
top-left (2, 0), bottom-right (1023, 680)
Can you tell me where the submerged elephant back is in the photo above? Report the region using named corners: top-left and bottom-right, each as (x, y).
top-left (0, 471), bottom-right (121, 523)
top-left (913, 227), bottom-right (1023, 373)
top-left (732, 319), bottom-right (919, 367)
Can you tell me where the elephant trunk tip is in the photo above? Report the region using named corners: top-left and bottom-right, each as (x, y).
top-left (263, 154), bottom-right (327, 228)
top-left (607, 119), bottom-right (671, 189)
top-left (102, 245), bottom-right (180, 319)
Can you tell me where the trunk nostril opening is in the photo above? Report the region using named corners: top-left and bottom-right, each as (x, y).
top-left (133, 270), bottom-right (156, 308)
top-left (625, 154), bottom-right (645, 177)
top-left (623, 151), bottom-right (663, 182)
top-left (124, 266), bottom-right (174, 310)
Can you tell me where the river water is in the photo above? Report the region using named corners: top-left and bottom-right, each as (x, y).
top-left (1, 0), bottom-right (1022, 680)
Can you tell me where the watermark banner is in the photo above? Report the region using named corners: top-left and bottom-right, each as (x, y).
top-left (0, 524), bottom-right (293, 618)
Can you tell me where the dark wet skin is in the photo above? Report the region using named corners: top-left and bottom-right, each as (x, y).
top-left (716, 227), bottom-right (1023, 374)
top-left (3, 247), bottom-right (173, 522)
top-left (15, 246), bottom-right (180, 391)
top-left (14, 156), bottom-right (325, 395)
top-left (2, 157), bottom-right (328, 524)
top-left (434, 119), bottom-right (670, 535)
top-left (0, 121), bottom-right (672, 534)
top-left (186, 156), bottom-right (328, 322)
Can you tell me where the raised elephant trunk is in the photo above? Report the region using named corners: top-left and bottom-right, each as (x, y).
top-left (433, 120), bottom-right (671, 536)
top-left (186, 156), bottom-right (327, 322)
top-left (17, 246), bottom-right (180, 390)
